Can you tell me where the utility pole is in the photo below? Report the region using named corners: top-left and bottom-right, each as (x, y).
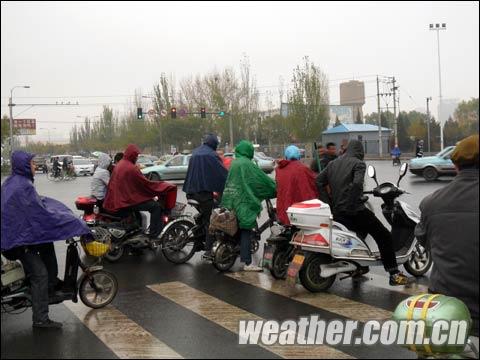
top-left (426, 97), bottom-right (432, 153)
top-left (376, 76), bottom-right (382, 157)
top-left (229, 113), bottom-right (234, 151)
top-left (392, 77), bottom-right (398, 146)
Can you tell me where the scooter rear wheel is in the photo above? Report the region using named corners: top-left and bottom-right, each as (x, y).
top-left (79, 270), bottom-right (118, 309)
top-left (299, 254), bottom-right (336, 292)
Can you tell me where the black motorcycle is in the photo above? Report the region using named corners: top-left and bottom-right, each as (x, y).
top-left (75, 196), bottom-right (188, 263)
top-left (1, 237), bottom-right (118, 314)
top-left (263, 224), bottom-right (297, 279)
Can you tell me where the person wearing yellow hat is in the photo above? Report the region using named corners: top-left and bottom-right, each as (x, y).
top-left (416, 134), bottom-right (479, 339)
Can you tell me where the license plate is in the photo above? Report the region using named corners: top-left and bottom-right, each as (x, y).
top-left (286, 253), bottom-right (305, 286)
top-left (262, 244), bottom-right (275, 269)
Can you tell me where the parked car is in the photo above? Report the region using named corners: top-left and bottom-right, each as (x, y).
top-left (137, 155), bottom-right (156, 169)
top-left (72, 158), bottom-right (95, 176)
top-left (141, 154), bottom-right (192, 180)
top-left (224, 152), bottom-right (275, 174)
top-left (409, 146), bottom-right (456, 181)
top-left (155, 154), bottom-right (174, 165)
top-left (33, 155), bottom-right (48, 173)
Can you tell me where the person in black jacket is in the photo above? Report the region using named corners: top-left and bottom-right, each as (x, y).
top-left (316, 140), bottom-right (412, 286)
top-left (320, 142), bottom-right (338, 169)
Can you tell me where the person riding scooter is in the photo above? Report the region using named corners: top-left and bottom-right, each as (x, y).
top-left (103, 144), bottom-right (177, 241)
top-left (90, 152), bottom-right (112, 210)
top-left (391, 145), bottom-right (401, 166)
top-left (183, 133), bottom-right (228, 259)
top-left (316, 140), bottom-right (412, 286)
top-left (1, 151), bottom-right (91, 328)
top-left (52, 156), bottom-right (61, 178)
top-left (221, 140), bottom-right (276, 272)
top-left (276, 145), bottom-right (318, 225)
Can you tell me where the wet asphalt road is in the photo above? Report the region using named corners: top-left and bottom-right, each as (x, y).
top-left (1, 161), bottom-right (455, 359)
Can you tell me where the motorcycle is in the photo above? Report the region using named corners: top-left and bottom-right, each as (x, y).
top-left (1, 237), bottom-right (118, 314)
top-left (75, 196), bottom-right (188, 263)
top-left (287, 163), bottom-right (432, 292)
top-left (211, 198), bottom-right (277, 272)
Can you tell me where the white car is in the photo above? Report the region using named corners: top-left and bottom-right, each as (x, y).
top-left (72, 158), bottom-right (95, 176)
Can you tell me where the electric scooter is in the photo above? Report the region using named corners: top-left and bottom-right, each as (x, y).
top-left (288, 163), bottom-right (432, 292)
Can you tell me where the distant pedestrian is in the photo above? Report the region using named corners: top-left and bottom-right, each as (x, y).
top-left (416, 140), bottom-right (424, 158)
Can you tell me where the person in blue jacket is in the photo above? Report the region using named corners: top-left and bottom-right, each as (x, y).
top-left (1, 151), bottom-right (91, 328)
top-left (391, 145), bottom-right (401, 166)
top-left (183, 134), bottom-right (228, 259)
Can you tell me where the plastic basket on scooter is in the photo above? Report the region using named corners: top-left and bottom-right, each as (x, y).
top-left (81, 227), bottom-right (111, 257)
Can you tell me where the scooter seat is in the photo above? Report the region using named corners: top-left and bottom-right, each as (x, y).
top-left (188, 199), bottom-right (200, 207)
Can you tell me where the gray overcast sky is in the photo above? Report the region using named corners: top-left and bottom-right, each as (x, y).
top-left (1, 1), bottom-right (479, 142)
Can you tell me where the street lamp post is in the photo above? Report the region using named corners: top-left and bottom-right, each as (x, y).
top-left (9, 85), bottom-right (31, 158)
top-left (429, 23), bottom-right (446, 150)
top-left (426, 97), bottom-right (432, 153)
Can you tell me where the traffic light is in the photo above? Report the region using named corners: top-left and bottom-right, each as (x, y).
top-left (200, 107), bottom-right (206, 118)
top-left (218, 111), bottom-right (225, 117)
top-left (171, 107), bottom-right (177, 119)
top-left (137, 107), bottom-right (143, 120)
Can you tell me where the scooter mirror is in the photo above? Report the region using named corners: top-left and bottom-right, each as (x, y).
top-left (367, 165), bottom-right (379, 185)
top-left (397, 163), bottom-right (408, 186)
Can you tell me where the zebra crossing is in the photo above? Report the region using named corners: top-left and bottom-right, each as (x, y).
top-left (53, 270), bottom-right (425, 359)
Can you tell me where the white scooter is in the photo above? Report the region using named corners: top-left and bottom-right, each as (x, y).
top-left (287, 163), bottom-right (432, 292)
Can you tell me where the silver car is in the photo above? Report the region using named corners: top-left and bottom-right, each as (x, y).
top-left (141, 154), bottom-right (192, 180)
top-left (224, 152), bottom-right (275, 174)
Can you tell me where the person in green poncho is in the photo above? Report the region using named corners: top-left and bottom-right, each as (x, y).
top-left (221, 140), bottom-right (277, 271)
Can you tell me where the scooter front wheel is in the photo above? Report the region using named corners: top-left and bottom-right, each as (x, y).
top-left (162, 221), bottom-right (196, 264)
top-left (404, 243), bottom-right (432, 277)
top-left (104, 246), bottom-right (125, 263)
top-left (79, 270), bottom-right (118, 309)
top-left (299, 254), bottom-right (336, 292)
top-left (270, 249), bottom-right (290, 280)
top-left (213, 243), bottom-right (236, 272)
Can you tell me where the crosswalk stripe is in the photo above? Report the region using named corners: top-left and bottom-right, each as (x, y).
top-left (226, 272), bottom-right (392, 322)
top-left (64, 301), bottom-right (183, 359)
top-left (148, 282), bottom-right (353, 359)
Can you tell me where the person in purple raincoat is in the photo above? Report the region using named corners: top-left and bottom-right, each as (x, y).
top-left (1, 151), bottom-right (91, 329)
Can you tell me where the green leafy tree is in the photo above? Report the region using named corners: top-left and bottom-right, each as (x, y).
top-left (454, 98), bottom-right (479, 137)
top-left (1, 115), bottom-right (11, 144)
top-left (287, 56), bottom-right (329, 142)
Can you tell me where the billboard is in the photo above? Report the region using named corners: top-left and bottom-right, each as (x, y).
top-left (281, 103), bottom-right (354, 124)
top-left (329, 105), bottom-right (354, 124)
top-left (13, 119), bottom-right (36, 135)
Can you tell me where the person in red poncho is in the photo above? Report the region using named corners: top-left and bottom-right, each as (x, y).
top-left (103, 144), bottom-right (177, 239)
top-left (276, 145), bottom-right (319, 225)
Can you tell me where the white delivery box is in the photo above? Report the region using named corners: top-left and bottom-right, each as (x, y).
top-left (287, 199), bottom-right (332, 230)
